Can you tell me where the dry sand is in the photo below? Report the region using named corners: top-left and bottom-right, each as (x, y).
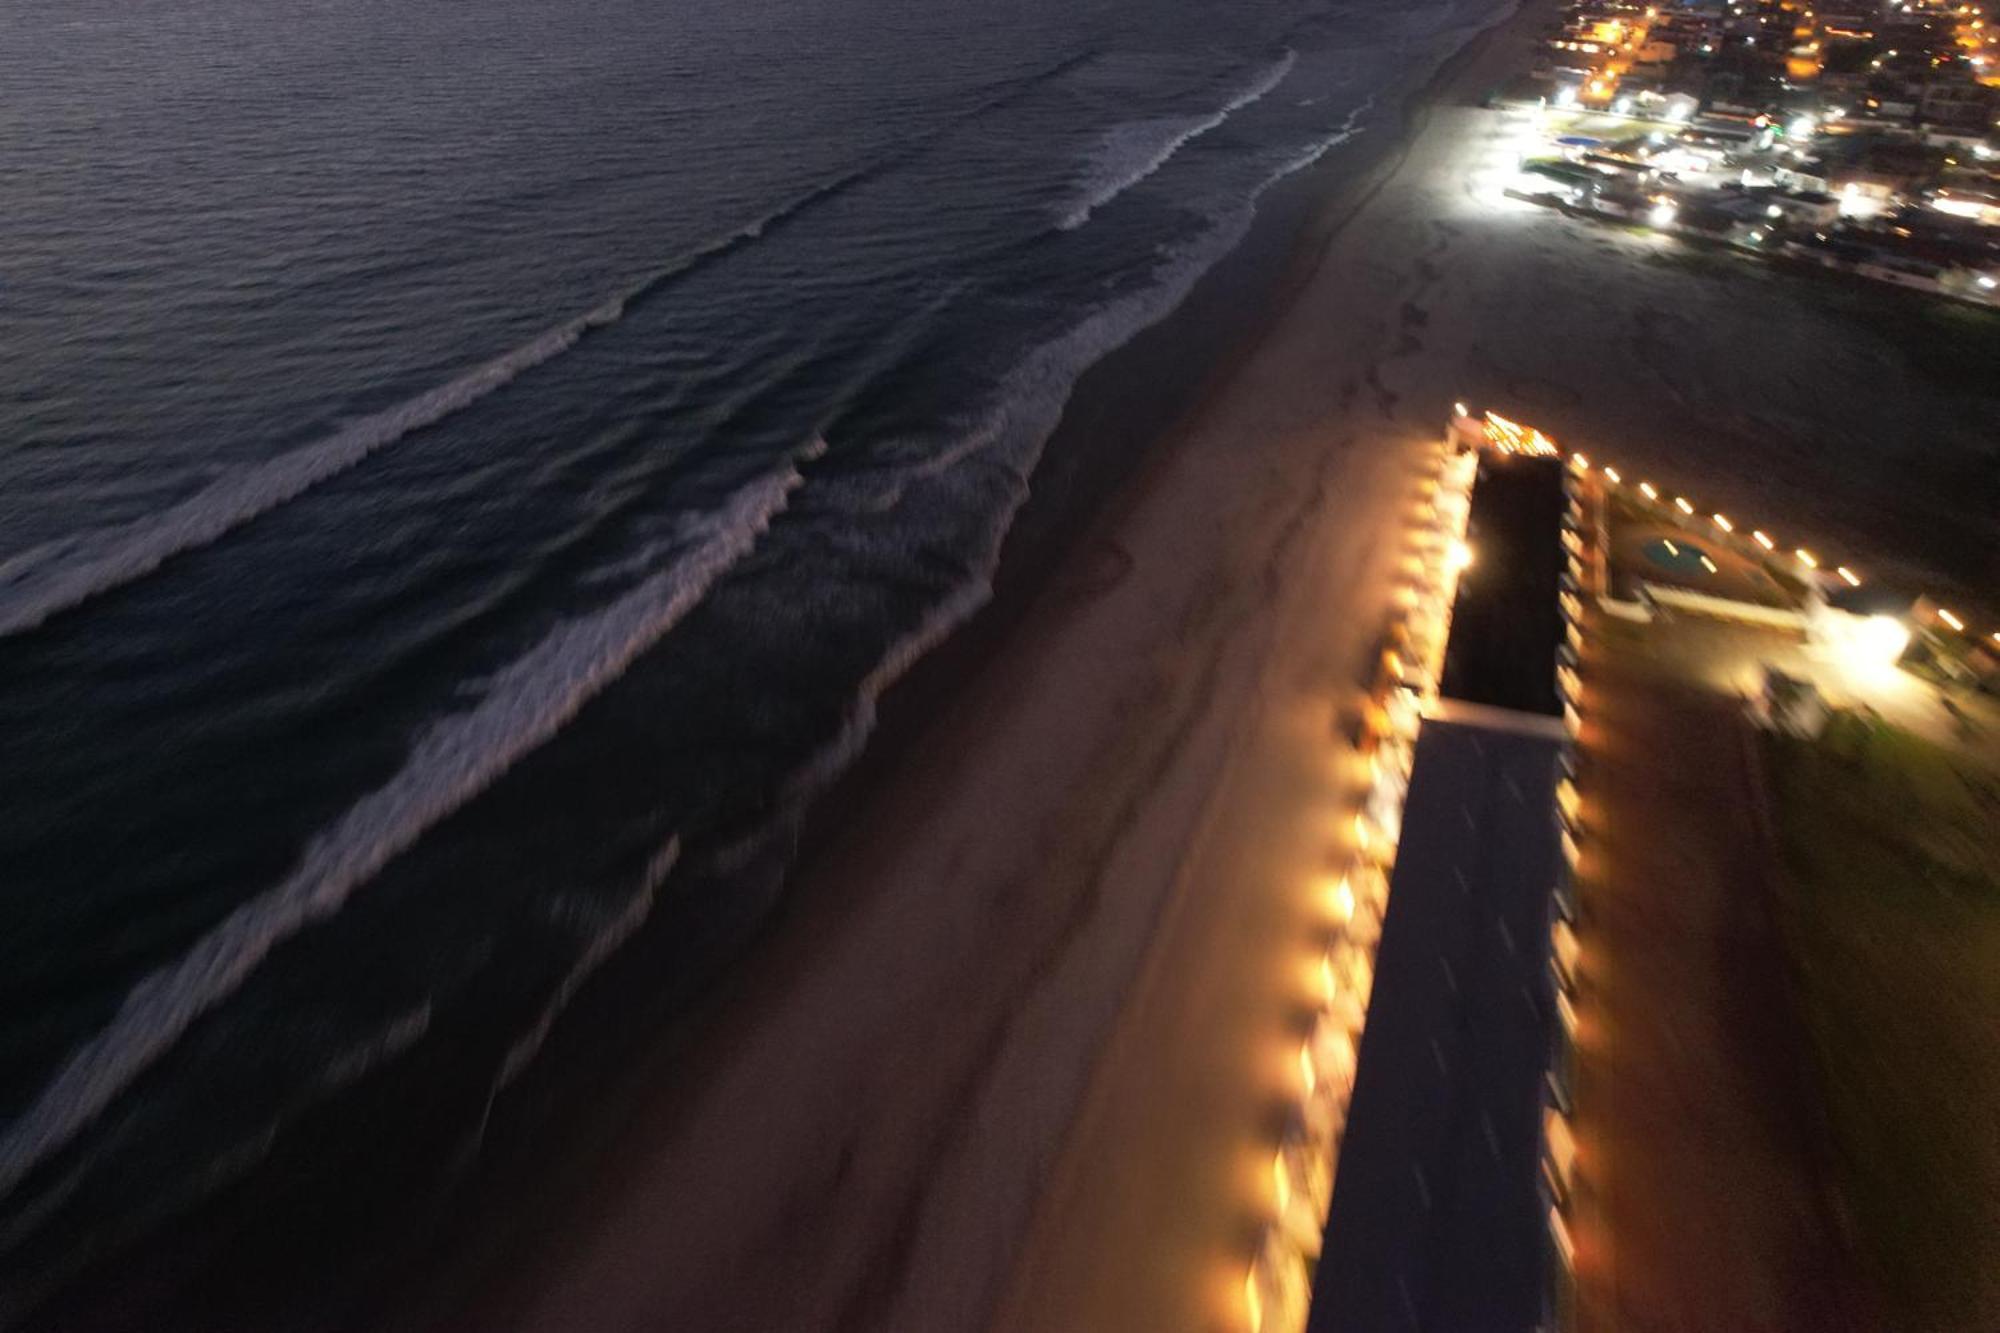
top-left (421, 0), bottom-right (1999, 1325)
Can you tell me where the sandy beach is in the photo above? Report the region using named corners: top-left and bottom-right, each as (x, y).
top-left (380, 0), bottom-right (1999, 1325)
top-left (380, 7), bottom-right (1551, 1331)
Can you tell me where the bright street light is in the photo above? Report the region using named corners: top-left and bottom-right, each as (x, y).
top-left (1839, 615), bottom-right (1911, 673)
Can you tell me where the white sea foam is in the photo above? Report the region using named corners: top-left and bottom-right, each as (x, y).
top-left (0, 298), bottom-right (618, 639)
top-left (0, 997), bottom-right (434, 1273)
top-left (779, 201), bottom-right (1273, 815)
top-left (778, 87), bottom-right (1375, 823)
top-left (494, 836), bottom-right (681, 1090)
top-left (0, 180), bottom-right (850, 641)
top-left (316, 1002), bottom-right (435, 1091)
top-left (1056, 49), bottom-right (1295, 231)
top-left (1262, 94), bottom-right (1375, 186)
top-left (0, 452), bottom-right (814, 1203)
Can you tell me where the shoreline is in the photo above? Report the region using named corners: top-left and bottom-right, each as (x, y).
top-left (351, 9), bottom-right (1541, 1333)
top-left (15, 17), bottom-right (1519, 1326)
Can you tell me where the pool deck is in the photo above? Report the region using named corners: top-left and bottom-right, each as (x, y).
top-left (1610, 510), bottom-right (1796, 610)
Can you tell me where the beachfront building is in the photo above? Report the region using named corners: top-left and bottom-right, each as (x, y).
top-left (1304, 441), bottom-right (1578, 1332)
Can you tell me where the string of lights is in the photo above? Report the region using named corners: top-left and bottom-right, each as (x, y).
top-left (1242, 437), bottom-right (1482, 1332)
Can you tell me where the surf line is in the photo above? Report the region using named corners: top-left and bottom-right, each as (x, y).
top-left (0, 445), bottom-right (820, 1202)
top-left (0, 172), bottom-right (862, 641)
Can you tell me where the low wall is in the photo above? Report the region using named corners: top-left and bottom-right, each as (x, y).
top-left (1644, 583), bottom-right (1810, 628)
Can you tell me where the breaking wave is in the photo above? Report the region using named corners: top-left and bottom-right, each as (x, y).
top-left (0, 160), bottom-right (883, 643)
top-left (780, 209), bottom-right (1284, 815)
top-left (317, 1003), bottom-right (435, 1092)
top-left (0, 449), bottom-right (818, 1203)
top-left (1056, 49), bottom-right (1295, 231)
top-left (0, 41), bottom-right (1116, 644)
top-left (782, 88), bottom-right (1377, 834)
top-left (1262, 94), bottom-right (1375, 186)
top-left (494, 837), bottom-right (682, 1090)
top-left (0, 295), bottom-right (611, 639)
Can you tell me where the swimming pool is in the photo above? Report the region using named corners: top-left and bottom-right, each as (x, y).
top-left (1641, 535), bottom-right (1714, 575)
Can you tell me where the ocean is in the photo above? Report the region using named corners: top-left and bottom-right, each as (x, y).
top-left (0, 0), bottom-right (1505, 1322)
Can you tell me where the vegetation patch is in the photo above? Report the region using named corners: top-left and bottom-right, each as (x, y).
top-left (1764, 712), bottom-right (2000, 1329)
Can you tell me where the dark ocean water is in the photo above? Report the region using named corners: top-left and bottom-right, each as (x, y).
top-left (0, 0), bottom-right (1504, 1320)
